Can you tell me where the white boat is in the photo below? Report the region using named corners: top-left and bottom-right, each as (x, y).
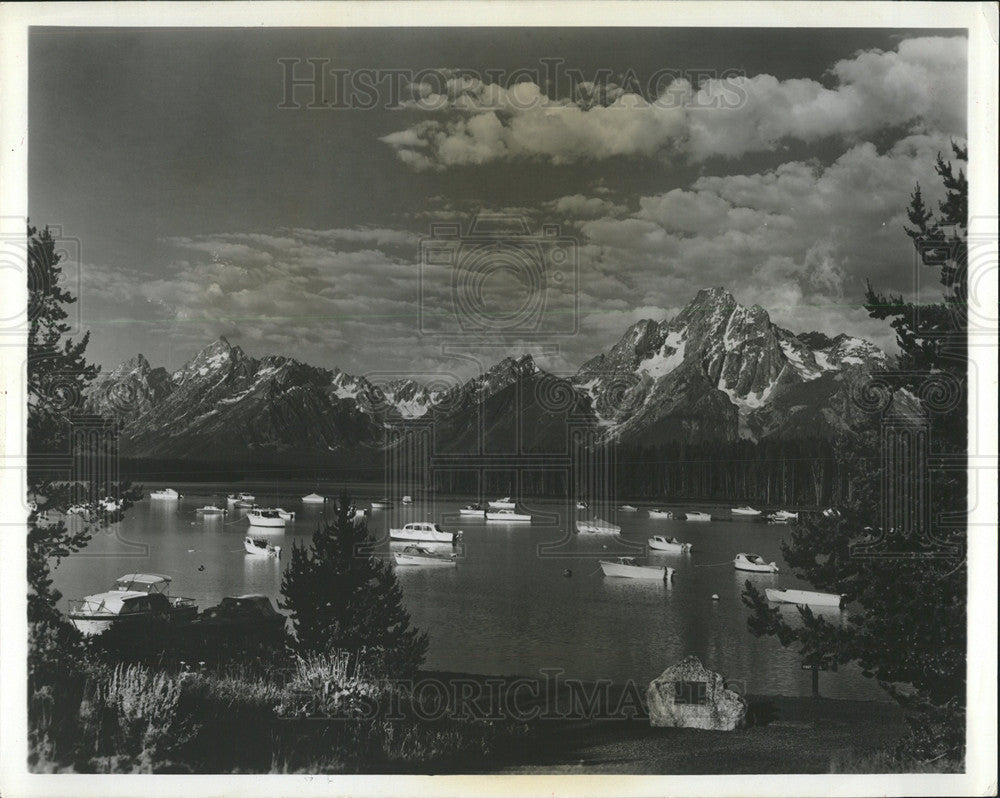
top-left (247, 508), bottom-right (286, 529)
top-left (393, 545), bottom-right (458, 567)
top-left (459, 503), bottom-right (487, 516)
top-left (67, 573), bottom-right (197, 636)
top-left (647, 535), bottom-right (693, 553)
top-left (771, 510), bottom-right (798, 522)
top-left (731, 506), bottom-right (762, 516)
top-left (684, 511), bottom-right (711, 522)
top-left (301, 493), bottom-right (326, 504)
top-left (486, 509), bottom-right (532, 522)
top-left (648, 509), bottom-right (674, 519)
top-left (274, 507), bottom-right (296, 521)
top-left (822, 507), bottom-right (841, 518)
top-left (112, 573), bottom-right (198, 619)
top-left (576, 517), bottom-right (621, 534)
top-left (575, 501), bottom-right (588, 510)
top-left (227, 492), bottom-right (255, 503)
top-left (390, 521), bottom-right (461, 544)
top-left (600, 558), bottom-right (674, 581)
top-left (244, 536), bottom-right (281, 557)
top-left (619, 505), bottom-right (638, 512)
top-left (370, 498), bottom-right (391, 509)
top-left (734, 552), bottom-right (779, 573)
top-left (401, 495), bottom-right (414, 504)
top-left (196, 505), bottom-right (227, 515)
top-left (765, 587), bottom-right (843, 607)
top-left (488, 497), bottom-right (517, 510)
top-left (150, 488), bottom-right (181, 500)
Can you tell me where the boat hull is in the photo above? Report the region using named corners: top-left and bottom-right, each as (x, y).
top-left (394, 553), bottom-right (456, 566)
top-left (765, 588), bottom-right (842, 607)
top-left (244, 538), bottom-right (281, 557)
top-left (600, 561), bottom-right (673, 580)
top-left (390, 529), bottom-right (455, 543)
top-left (488, 501), bottom-right (516, 510)
top-left (648, 510), bottom-right (673, 519)
top-left (684, 512), bottom-right (711, 522)
top-left (301, 496), bottom-right (326, 504)
top-left (459, 508), bottom-right (486, 516)
top-left (486, 512), bottom-right (531, 522)
top-left (247, 515), bottom-right (285, 528)
top-left (576, 521), bottom-right (621, 534)
top-left (647, 538), bottom-right (692, 553)
top-left (731, 508), bottom-right (761, 516)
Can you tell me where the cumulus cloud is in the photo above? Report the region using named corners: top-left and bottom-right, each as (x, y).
top-left (380, 36), bottom-right (965, 169)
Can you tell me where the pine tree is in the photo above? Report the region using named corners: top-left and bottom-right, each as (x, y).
top-left (280, 496), bottom-right (429, 680)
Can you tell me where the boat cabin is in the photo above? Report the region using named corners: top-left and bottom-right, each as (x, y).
top-left (113, 573), bottom-right (173, 595)
top-left (402, 522), bottom-right (446, 533)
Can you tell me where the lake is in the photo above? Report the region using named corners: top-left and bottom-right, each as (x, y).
top-left (51, 481), bottom-right (886, 701)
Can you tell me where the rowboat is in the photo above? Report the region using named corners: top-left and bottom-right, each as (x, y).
top-left (301, 493), bottom-right (326, 504)
top-left (648, 509), bottom-right (674, 519)
top-left (150, 488), bottom-right (181, 500)
top-left (619, 505), bottom-right (638, 512)
top-left (765, 587), bottom-right (843, 607)
top-left (196, 505), bottom-right (227, 515)
top-left (488, 497), bottom-right (517, 510)
top-left (731, 506), bottom-right (762, 516)
top-left (647, 535), bottom-right (692, 553)
top-left (486, 509), bottom-right (532, 522)
top-left (244, 536), bottom-right (281, 557)
top-left (390, 521), bottom-right (461, 544)
top-left (459, 503), bottom-right (487, 516)
top-left (734, 552), bottom-right (779, 573)
top-left (684, 511), bottom-right (711, 522)
top-left (247, 508), bottom-right (286, 529)
top-left (576, 517), bottom-right (621, 534)
top-left (600, 558), bottom-right (674, 580)
top-left (393, 545), bottom-right (458, 567)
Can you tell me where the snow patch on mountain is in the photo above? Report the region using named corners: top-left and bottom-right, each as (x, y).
top-left (639, 330), bottom-right (685, 378)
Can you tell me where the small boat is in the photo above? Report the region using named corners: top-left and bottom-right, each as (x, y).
top-left (393, 545), bottom-right (458, 566)
top-left (244, 536), bottom-right (281, 557)
top-left (765, 587), bottom-right (843, 607)
top-left (390, 521), bottom-right (462, 544)
top-left (734, 552), bottom-right (779, 573)
top-left (196, 505), bottom-right (227, 515)
top-left (575, 501), bottom-right (588, 510)
top-left (150, 488), bottom-right (182, 500)
top-left (67, 573), bottom-right (197, 636)
top-left (684, 511), bottom-right (711, 522)
top-left (486, 509), bottom-right (532, 522)
top-left (274, 507), bottom-right (295, 521)
top-left (771, 510), bottom-right (798, 522)
top-left (112, 573), bottom-right (198, 620)
top-left (731, 506), bottom-right (762, 516)
top-left (600, 558), bottom-right (674, 581)
top-left (301, 493), bottom-right (326, 504)
top-left (459, 503), bottom-right (487, 516)
top-left (401, 495), bottom-right (414, 504)
top-left (247, 508), bottom-right (286, 529)
top-left (488, 497), bottom-right (517, 510)
top-left (227, 492), bottom-right (255, 503)
top-left (648, 509), bottom-right (674, 519)
top-left (619, 505), bottom-right (638, 512)
top-left (576, 517), bottom-right (621, 534)
top-left (370, 498), bottom-right (391, 509)
top-left (822, 507), bottom-right (841, 518)
top-left (647, 535), bottom-right (692, 553)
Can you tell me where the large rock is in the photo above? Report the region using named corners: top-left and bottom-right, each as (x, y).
top-left (646, 655), bottom-right (747, 731)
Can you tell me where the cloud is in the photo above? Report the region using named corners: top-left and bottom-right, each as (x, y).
top-left (379, 36), bottom-right (966, 169)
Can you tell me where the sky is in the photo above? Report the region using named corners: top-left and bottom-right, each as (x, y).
top-left (29, 27), bottom-right (968, 383)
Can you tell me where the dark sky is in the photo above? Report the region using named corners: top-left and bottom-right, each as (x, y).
top-left (29, 27), bottom-right (967, 379)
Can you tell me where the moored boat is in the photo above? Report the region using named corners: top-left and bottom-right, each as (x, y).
top-left (112, 573), bottom-right (198, 621)
top-left (244, 536), bottom-right (281, 557)
top-left (619, 505), bottom-right (638, 512)
top-left (486, 509), bottom-right (532, 522)
top-left (370, 498), bottom-right (391, 509)
top-left (197, 505), bottom-right (227, 515)
top-left (648, 509), bottom-right (674, 519)
top-left (247, 508), bottom-right (286, 528)
top-left (459, 503), bottom-right (487, 516)
top-left (67, 573), bottom-right (197, 636)
top-left (684, 511), bottom-right (711, 522)
top-left (600, 558), bottom-right (673, 580)
top-left (575, 501), bottom-right (588, 510)
top-left (765, 587), bottom-right (843, 607)
top-left (576, 517), bottom-right (621, 534)
top-left (390, 521), bottom-right (462, 544)
top-left (401, 495), bottom-right (414, 504)
top-left (488, 497), bottom-right (516, 510)
top-left (150, 488), bottom-right (181, 500)
top-left (647, 535), bottom-right (692, 553)
top-left (734, 552), bottom-right (779, 573)
top-left (301, 492), bottom-right (326, 504)
top-left (731, 506), bottom-right (762, 516)
top-left (771, 509), bottom-right (798, 521)
top-left (393, 545), bottom-right (458, 566)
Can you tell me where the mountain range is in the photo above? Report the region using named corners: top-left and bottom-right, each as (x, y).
top-left (87, 288), bottom-right (890, 462)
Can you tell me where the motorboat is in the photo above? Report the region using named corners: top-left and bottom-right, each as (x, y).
top-left (150, 488), bottom-right (182, 500)
top-left (488, 497), bottom-right (516, 510)
top-left (600, 558), bottom-right (674, 581)
top-left (112, 573), bottom-right (197, 620)
top-left (401, 495), bottom-right (414, 504)
top-left (575, 501), bottom-right (588, 510)
top-left (459, 503), bottom-right (487, 516)
top-left (244, 536), bottom-right (281, 557)
top-left (486, 509), bottom-right (532, 522)
top-left (684, 511), bottom-right (711, 522)
top-left (247, 508), bottom-right (286, 529)
top-left (67, 573), bottom-right (197, 636)
top-left (390, 521), bottom-right (462, 544)
top-left (822, 507), bottom-right (841, 518)
top-left (648, 509), bottom-right (674, 519)
top-left (734, 552), bottom-right (779, 573)
top-left (576, 517), bottom-right (621, 534)
top-left (765, 587), bottom-right (843, 607)
top-left (619, 505), bottom-right (638, 512)
top-left (274, 507), bottom-right (295, 521)
top-left (301, 493), bottom-right (326, 504)
top-left (731, 506), bottom-right (762, 516)
top-left (393, 545), bottom-right (458, 566)
top-left (771, 510), bottom-right (798, 522)
top-left (227, 492), bottom-right (255, 504)
top-left (647, 535), bottom-right (693, 553)
top-left (370, 498), bottom-right (391, 509)
top-left (196, 505), bottom-right (227, 515)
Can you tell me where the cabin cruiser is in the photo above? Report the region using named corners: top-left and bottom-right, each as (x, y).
top-left (244, 536), bottom-right (281, 557)
top-left (150, 488), bottom-right (182, 500)
top-left (227, 492), bottom-right (256, 507)
top-left (733, 552), bottom-right (779, 573)
top-left (647, 509), bottom-right (673, 519)
top-left (488, 497), bottom-right (517, 510)
top-left (196, 505), bottom-right (227, 515)
top-left (393, 545), bottom-right (458, 566)
top-left (247, 508), bottom-right (286, 528)
top-left (66, 573), bottom-right (197, 636)
top-left (731, 506), bottom-right (762, 516)
top-left (390, 521), bottom-right (462, 544)
top-left (486, 509), bottom-right (532, 522)
top-left (600, 558), bottom-right (674, 580)
top-left (647, 535), bottom-right (693, 553)
top-left (459, 503), bottom-right (487, 516)
top-left (684, 511), bottom-right (711, 522)
top-left (768, 510), bottom-right (799, 523)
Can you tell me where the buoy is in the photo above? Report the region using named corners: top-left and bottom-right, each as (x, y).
top-left (711, 593), bottom-right (719, 601)
top-left (563, 569), bottom-right (572, 578)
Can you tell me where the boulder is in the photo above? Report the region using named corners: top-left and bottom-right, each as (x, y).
top-left (647, 655), bottom-right (747, 731)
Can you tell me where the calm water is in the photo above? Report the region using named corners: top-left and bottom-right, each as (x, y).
top-left (52, 482), bottom-right (886, 701)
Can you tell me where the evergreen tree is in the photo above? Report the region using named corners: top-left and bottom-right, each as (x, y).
top-left (742, 144), bottom-right (969, 764)
top-left (280, 496), bottom-right (429, 679)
